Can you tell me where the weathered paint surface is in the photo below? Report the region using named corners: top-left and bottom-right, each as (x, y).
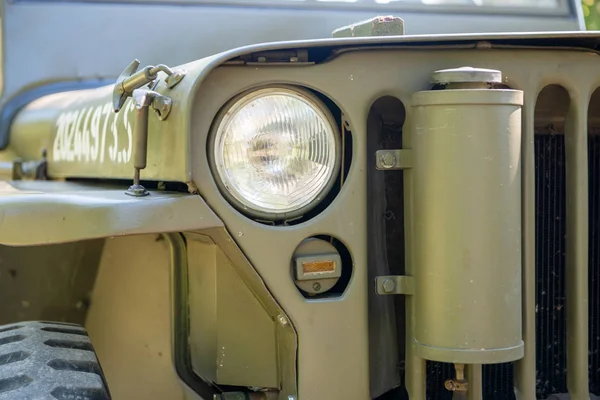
top-left (10, 81), bottom-right (190, 182)
top-left (53, 98), bottom-right (135, 165)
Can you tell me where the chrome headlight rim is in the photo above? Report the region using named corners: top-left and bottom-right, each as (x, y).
top-left (207, 84), bottom-right (342, 222)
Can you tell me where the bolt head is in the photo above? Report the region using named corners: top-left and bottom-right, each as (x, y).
top-left (381, 279), bottom-right (396, 293)
top-left (380, 152), bottom-right (396, 169)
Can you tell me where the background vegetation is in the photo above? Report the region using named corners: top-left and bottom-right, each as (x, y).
top-left (583, 0), bottom-right (600, 30)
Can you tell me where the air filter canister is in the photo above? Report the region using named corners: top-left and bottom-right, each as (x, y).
top-left (412, 67), bottom-right (524, 364)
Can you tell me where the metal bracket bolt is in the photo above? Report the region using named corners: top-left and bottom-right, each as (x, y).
top-left (381, 278), bottom-right (396, 293)
top-left (375, 275), bottom-right (415, 296)
top-left (375, 149), bottom-right (413, 170)
top-left (379, 152), bottom-right (397, 169)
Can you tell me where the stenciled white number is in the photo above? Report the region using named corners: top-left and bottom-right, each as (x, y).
top-left (53, 99), bottom-right (135, 164)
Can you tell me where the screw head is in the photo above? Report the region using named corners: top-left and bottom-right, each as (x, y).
top-left (381, 279), bottom-right (396, 293)
top-left (312, 282), bottom-right (322, 292)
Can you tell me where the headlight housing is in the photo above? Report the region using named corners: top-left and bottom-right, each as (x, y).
top-left (209, 86), bottom-right (341, 221)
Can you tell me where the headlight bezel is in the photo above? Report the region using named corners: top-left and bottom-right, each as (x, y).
top-left (207, 84), bottom-right (342, 222)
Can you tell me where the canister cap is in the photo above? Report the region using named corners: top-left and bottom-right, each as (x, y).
top-left (431, 67), bottom-right (502, 85)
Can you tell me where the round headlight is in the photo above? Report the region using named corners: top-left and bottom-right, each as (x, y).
top-left (209, 86), bottom-right (341, 220)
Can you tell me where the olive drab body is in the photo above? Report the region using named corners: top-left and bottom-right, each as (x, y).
top-left (411, 69), bottom-right (524, 364)
top-left (0, 1), bottom-right (596, 399)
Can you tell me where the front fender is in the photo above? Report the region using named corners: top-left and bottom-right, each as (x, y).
top-left (0, 181), bottom-right (223, 246)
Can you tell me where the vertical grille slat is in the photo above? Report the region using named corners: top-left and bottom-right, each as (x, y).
top-left (534, 133), bottom-right (568, 398)
top-left (564, 99), bottom-right (590, 398)
top-left (589, 133), bottom-right (600, 396)
top-left (468, 364), bottom-right (483, 399)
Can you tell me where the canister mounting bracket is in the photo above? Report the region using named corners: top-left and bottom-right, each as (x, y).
top-left (375, 275), bottom-right (414, 296)
top-left (375, 149), bottom-right (412, 170)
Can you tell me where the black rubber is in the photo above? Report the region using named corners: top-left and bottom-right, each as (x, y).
top-left (0, 321), bottom-right (110, 400)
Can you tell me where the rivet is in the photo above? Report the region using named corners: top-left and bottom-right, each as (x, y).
top-left (277, 314), bottom-right (289, 326)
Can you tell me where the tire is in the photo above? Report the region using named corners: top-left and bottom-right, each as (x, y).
top-left (0, 321), bottom-right (111, 400)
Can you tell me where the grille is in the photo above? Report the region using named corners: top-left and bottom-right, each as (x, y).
top-left (369, 83), bottom-right (600, 399)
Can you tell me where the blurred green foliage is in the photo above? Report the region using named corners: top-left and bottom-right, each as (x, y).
top-left (583, 0), bottom-right (600, 30)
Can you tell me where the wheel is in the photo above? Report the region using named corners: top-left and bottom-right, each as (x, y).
top-left (0, 321), bottom-right (110, 400)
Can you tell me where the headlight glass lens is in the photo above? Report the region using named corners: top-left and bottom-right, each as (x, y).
top-left (213, 88), bottom-right (339, 218)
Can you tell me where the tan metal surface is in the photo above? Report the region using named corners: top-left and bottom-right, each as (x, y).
top-left (564, 83), bottom-right (590, 400)
top-left (186, 234), bottom-right (279, 388)
top-left (196, 229), bottom-right (298, 398)
top-left (466, 364), bottom-right (482, 400)
top-left (85, 234), bottom-right (188, 400)
top-left (0, 181), bottom-right (222, 246)
top-left (9, 84), bottom-right (190, 182)
top-left (2, 33), bottom-right (600, 398)
top-left (6, 33), bottom-right (600, 179)
top-left (187, 47), bottom-right (600, 399)
top-left (0, 239), bottom-right (104, 325)
top-left (411, 88), bottom-right (523, 364)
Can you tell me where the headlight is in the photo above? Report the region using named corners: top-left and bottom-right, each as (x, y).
top-left (209, 86), bottom-right (341, 220)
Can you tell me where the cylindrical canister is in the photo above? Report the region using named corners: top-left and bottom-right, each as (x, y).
top-left (411, 67), bottom-right (524, 364)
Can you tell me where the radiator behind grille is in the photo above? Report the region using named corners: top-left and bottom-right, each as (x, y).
top-left (534, 134), bottom-right (568, 398)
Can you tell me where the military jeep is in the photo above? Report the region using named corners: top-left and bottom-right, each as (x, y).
top-left (0, 0), bottom-right (598, 399)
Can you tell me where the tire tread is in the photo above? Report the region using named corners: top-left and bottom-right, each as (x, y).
top-left (0, 322), bottom-right (110, 400)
